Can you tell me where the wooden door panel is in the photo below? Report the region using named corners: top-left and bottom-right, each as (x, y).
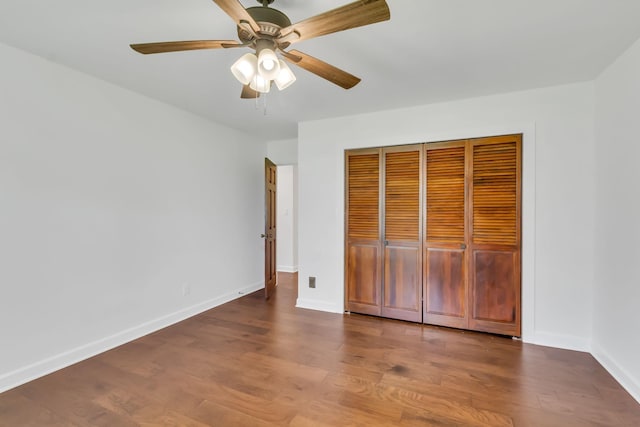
top-left (425, 145), bottom-right (466, 243)
top-left (347, 241), bottom-right (382, 315)
top-left (469, 135), bottom-right (522, 336)
top-left (423, 141), bottom-right (467, 327)
top-left (347, 153), bottom-right (380, 240)
top-left (382, 147), bottom-right (422, 322)
top-left (385, 150), bottom-right (420, 241)
top-left (264, 158), bottom-right (277, 299)
top-left (382, 244), bottom-right (421, 322)
top-left (424, 248), bottom-right (466, 328)
top-left (345, 150), bottom-right (382, 315)
top-left (472, 141), bottom-right (519, 245)
top-left (470, 249), bottom-right (520, 335)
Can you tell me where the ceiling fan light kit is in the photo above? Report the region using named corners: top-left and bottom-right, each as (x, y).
top-left (130, 0), bottom-right (390, 99)
top-left (230, 38), bottom-right (290, 95)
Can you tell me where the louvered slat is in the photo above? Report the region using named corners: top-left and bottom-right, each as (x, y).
top-left (472, 142), bottom-right (518, 245)
top-left (425, 146), bottom-right (465, 243)
top-left (348, 153), bottom-right (379, 240)
top-left (385, 151), bottom-right (420, 241)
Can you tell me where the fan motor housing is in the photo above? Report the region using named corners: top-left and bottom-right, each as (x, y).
top-left (238, 6), bottom-right (292, 42)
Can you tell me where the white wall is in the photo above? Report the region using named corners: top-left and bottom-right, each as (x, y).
top-left (276, 165), bottom-right (298, 272)
top-left (593, 37), bottom-right (640, 402)
top-left (297, 82), bottom-right (597, 350)
top-left (0, 43), bottom-right (266, 392)
top-left (267, 138), bottom-right (298, 165)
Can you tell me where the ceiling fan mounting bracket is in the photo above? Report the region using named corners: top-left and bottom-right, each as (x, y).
top-left (257, 0), bottom-right (275, 5)
top-left (237, 6), bottom-right (292, 44)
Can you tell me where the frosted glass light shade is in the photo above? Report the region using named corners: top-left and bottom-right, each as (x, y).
top-left (230, 53), bottom-right (257, 85)
top-left (257, 48), bottom-right (281, 80)
top-left (274, 60), bottom-right (296, 90)
top-left (250, 74), bottom-right (271, 93)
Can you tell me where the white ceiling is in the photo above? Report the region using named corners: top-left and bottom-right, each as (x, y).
top-left (1, 0), bottom-right (640, 140)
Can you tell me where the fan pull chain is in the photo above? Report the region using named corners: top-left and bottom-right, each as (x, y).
top-left (251, 90), bottom-right (268, 115)
top-left (263, 92), bottom-right (268, 116)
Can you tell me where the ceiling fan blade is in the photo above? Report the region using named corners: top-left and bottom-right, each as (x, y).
top-left (283, 50), bottom-right (361, 89)
top-left (212, 0), bottom-right (261, 35)
top-left (241, 84), bottom-right (260, 99)
top-left (278, 0), bottom-right (390, 44)
top-left (130, 40), bottom-right (241, 54)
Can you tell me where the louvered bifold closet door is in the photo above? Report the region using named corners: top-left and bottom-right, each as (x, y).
top-left (346, 149), bottom-right (382, 316)
top-left (382, 146), bottom-right (423, 322)
top-left (423, 141), bottom-right (468, 328)
top-left (468, 135), bottom-right (522, 336)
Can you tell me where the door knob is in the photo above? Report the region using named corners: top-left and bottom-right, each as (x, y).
top-left (460, 243), bottom-right (467, 249)
top-left (260, 234), bottom-right (267, 238)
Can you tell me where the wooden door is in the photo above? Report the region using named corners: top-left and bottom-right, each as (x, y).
top-left (423, 141), bottom-right (468, 329)
top-left (345, 150), bottom-right (382, 316)
top-left (345, 135), bottom-right (521, 336)
top-left (468, 135), bottom-right (522, 336)
top-left (423, 136), bottom-right (521, 336)
top-left (382, 146), bottom-right (422, 322)
top-left (264, 158), bottom-right (277, 299)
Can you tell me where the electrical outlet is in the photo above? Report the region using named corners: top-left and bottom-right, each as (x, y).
top-left (309, 276), bottom-right (316, 288)
top-left (182, 283), bottom-right (191, 296)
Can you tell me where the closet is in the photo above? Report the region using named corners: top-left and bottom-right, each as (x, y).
top-left (345, 134), bottom-right (522, 336)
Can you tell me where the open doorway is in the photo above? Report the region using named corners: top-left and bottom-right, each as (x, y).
top-left (276, 165), bottom-right (298, 296)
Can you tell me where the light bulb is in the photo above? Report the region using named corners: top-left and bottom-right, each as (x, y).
top-left (262, 58), bottom-right (276, 71)
top-left (257, 48), bottom-right (280, 80)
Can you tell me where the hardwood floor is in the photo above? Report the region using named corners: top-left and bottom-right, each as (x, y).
top-left (1, 272), bottom-right (639, 426)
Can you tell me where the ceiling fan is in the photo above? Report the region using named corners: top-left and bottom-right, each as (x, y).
top-left (130, 0), bottom-right (390, 99)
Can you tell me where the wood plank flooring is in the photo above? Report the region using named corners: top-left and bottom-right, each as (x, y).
top-left (1, 272), bottom-right (639, 426)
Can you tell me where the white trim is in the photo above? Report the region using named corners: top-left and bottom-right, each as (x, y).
top-left (520, 125), bottom-right (536, 342)
top-left (277, 265), bottom-right (299, 273)
top-left (591, 343), bottom-right (640, 404)
top-left (296, 298), bottom-right (344, 314)
top-left (523, 331), bottom-right (590, 352)
top-left (332, 122), bottom-right (538, 339)
top-left (0, 281), bottom-right (264, 394)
